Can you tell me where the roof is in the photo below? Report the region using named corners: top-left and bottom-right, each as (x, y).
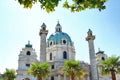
top-left (96, 50), bottom-right (104, 54)
top-left (47, 32), bottom-right (73, 45)
top-left (25, 41), bottom-right (32, 48)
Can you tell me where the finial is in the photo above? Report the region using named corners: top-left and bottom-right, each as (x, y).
top-left (41, 23), bottom-right (46, 27)
top-left (56, 20), bottom-right (60, 26)
top-left (57, 19), bottom-right (59, 24)
top-left (98, 48), bottom-right (100, 51)
top-left (88, 29), bottom-right (92, 33)
top-left (41, 23), bottom-right (46, 30)
top-left (55, 20), bottom-right (62, 32)
top-left (28, 40), bottom-right (30, 44)
top-left (87, 29), bottom-right (93, 36)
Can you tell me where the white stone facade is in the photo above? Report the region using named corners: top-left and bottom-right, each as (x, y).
top-left (16, 42), bottom-right (37, 80)
top-left (96, 50), bottom-right (120, 80)
top-left (16, 22), bottom-right (90, 80)
top-left (46, 22), bottom-right (76, 80)
top-left (16, 22), bottom-right (120, 80)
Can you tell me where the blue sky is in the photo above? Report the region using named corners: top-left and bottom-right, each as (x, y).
top-left (0, 0), bottom-right (120, 73)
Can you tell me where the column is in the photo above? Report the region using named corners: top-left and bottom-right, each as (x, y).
top-left (58, 75), bottom-right (61, 80)
top-left (86, 29), bottom-right (98, 80)
top-left (64, 75), bottom-right (66, 80)
top-left (39, 23), bottom-right (48, 63)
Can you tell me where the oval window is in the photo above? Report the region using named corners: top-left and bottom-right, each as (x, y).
top-left (63, 40), bottom-right (66, 44)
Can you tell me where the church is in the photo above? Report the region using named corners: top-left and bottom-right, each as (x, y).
top-left (16, 22), bottom-right (119, 80)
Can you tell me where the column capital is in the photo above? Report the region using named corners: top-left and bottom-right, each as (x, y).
top-left (86, 29), bottom-right (95, 41)
top-left (39, 29), bottom-right (48, 36)
top-left (86, 35), bottom-right (95, 41)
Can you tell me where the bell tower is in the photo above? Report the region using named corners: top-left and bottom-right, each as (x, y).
top-left (16, 41), bottom-right (37, 80)
top-left (96, 48), bottom-right (108, 79)
top-left (39, 23), bottom-right (48, 63)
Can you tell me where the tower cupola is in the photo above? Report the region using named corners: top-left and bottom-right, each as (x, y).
top-left (41, 23), bottom-right (46, 30)
top-left (96, 48), bottom-right (104, 54)
top-left (55, 21), bottom-right (62, 32)
top-left (25, 41), bottom-right (32, 48)
top-left (87, 29), bottom-right (93, 36)
top-left (86, 29), bottom-right (95, 41)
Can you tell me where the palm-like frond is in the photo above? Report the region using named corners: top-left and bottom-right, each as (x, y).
top-left (76, 67), bottom-right (86, 78)
top-left (28, 62), bottom-right (50, 79)
top-left (100, 56), bottom-right (120, 77)
top-left (63, 60), bottom-right (86, 80)
top-left (2, 68), bottom-right (16, 80)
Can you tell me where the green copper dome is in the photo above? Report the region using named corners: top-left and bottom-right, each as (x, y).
top-left (47, 22), bottom-right (73, 46)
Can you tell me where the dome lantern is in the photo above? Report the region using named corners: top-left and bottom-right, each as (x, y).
top-left (55, 21), bottom-right (62, 32)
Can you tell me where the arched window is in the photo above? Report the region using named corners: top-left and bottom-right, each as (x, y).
top-left (58, 28), bottom-right (61, 32)
top-left (50, 42), bottom-right (52, 46)
top-left (50, 53), bottom-right (52, 60)
top-left (63, 51), bottom-right (67, 59)
top-left (51, 76), bottom-right (54, 80)
top-left (102, 57), bottom-right (105, 60)
top-left (26, 51), bottom-right (31, 55)
top-left (51, 65), bottom-right (54, 69)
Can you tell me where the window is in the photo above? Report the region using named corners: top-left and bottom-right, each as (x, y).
top-left (26, 51), bottom-right (31, 55)
top-left (63, 40), bottom-right (66, 44)
top-left (102, 57), bottom-right (105, 60)
top-left (51, 65), bottom-right (54, 69)
top-left (43, 27), bottom-right (46, 30)
top-left (63, 51), bottom-right (67, 59)
top-left (50, 42), bottom-right (52, 46)
top-left (50, 53), bottom-right (52, 60)
top-left (51, 76), bottom-right (54, 80)
top-left (26, 64), bottom-right (30, 67)
top-left (58, 28), bottom-right (60, 32)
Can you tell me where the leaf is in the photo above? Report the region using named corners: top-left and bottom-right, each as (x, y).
top-left (17, 0), bottom-right (108, 13)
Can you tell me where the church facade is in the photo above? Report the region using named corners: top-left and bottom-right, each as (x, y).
top-left (46, 22), bottom-right (76, 80)
top-left (16, 41), bottom-right (37, 80)
top-left (16, 22), bottom-right (120, 80)
top-left (16, 22), bottom-right (90, 80)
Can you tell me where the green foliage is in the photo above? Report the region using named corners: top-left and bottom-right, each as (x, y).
top-left (18, 0), bottom-right (108, 13)
top-left (28, 62), bottom-right (50, 80)
top-left (100, 56), bottom-right (120, 80)
top-left (63, 0), bottom-right (108, 12)
top-left (2, 68), bottom-right (16, 80)
top-left (63, 60), bottom-right (86, 80)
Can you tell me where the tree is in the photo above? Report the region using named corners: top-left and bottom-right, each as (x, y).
top-left (27, 62), bottom-right (50, 80)
top-left (2, 68), bottom-right (16, 80)
top-left (63, 60), bottom-right (86, 80)
top-left (100, 56), bottom-right (120, 80)
top-left (18, 0), bottom-right (108, 13)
